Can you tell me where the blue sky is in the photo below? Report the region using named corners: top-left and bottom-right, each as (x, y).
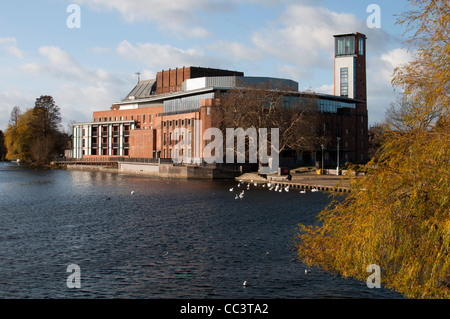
top-left (0, 0), bottom-right (413, 131)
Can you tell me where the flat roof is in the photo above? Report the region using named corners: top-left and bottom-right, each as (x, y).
top-left (73, 120), bottom-right (135, 126)
top-left (334, 32), bottom-right (367, 38)
top-left (114, 86), bottom-right (217, 106)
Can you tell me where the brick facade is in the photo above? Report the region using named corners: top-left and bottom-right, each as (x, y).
top-left (73, 33), bottom-right (369, 166)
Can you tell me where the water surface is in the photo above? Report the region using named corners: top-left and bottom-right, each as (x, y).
top-left (0, 162), bottom-right (403, 299)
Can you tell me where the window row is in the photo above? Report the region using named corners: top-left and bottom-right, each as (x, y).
top-left (94, 114), bottom-right (153, 123)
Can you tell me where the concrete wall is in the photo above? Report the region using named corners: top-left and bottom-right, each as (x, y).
top-left (119, 162), bottom-right (160, 176)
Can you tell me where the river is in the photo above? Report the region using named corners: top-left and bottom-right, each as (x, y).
top-left (0, 162), bottom-right (403, 299)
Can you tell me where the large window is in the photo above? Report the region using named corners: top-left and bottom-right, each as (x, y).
top-left (163, 93), bottom-right (215, 115)
top-left (335, 36), bottom-right (355, 56)
top-left (358, 37), bottom-right (364, 55)
top-left (340, 68), bottom-right (349, 97)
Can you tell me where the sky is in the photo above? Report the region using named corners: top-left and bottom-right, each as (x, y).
top-left (0, 0), bottom-right (414, 132)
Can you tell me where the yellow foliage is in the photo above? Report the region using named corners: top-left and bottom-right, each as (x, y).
top-left (296, 120), bottom-right (450, 298)
top-left (296, 0), bottom-right (449, 298)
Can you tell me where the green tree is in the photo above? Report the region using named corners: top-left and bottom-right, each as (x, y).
top-left (295, 0), bottom-right (449, 299)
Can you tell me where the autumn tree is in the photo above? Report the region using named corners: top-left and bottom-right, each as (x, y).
top-left (213, 82), bottom-right (325, 171)
top-left (295, 0), bottom-right (449, 299)
top-left (4, 96), bottom-right (67, 164)
top-left (30, 95), bottom-right (63, 162)
top-left (4, 108), bottom-right (35, 161)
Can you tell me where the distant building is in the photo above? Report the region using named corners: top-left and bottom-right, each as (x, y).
top-left (73, 33), bottom-right (368, 167)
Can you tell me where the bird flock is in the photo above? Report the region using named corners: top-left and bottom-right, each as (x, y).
top-left (230, 179), bottom-right (320, 199)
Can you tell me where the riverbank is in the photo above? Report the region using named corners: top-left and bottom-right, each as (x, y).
top-left (62, 161), bottom-right (242, 179)
top-left (58, 159), bottom-right (351, 190)
top-left (236, 171), bottom-right (351, 192)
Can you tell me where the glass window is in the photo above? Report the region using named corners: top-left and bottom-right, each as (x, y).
top-left (340, 68), bottom-right (349, 97)
top-left (358, 37), bottom-right (364, 55)
top-left (336, 36), bottom-right (355, 56)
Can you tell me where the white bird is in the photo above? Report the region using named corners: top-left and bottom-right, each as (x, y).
top-left (300, 190), bottom-right (306, 194)
top-left (235, 194), bottom-right (239, 200)
top-left (262, 184), bottom-right (266, 188)
top-left (267, 182), bottom-right (272, 188)
top-left (285, 186), bottom-right (290, 192)
top-left (311, 188), bottom-right (319, 192)
top-left (269, 187), bottom-right (274, 191)
top-left (279, 189), bottom-right (282, 193)
top-left (229, 188), bottom-right (234, 192)
top-left (254, 183), bottom-right (257, 187)
top-left (131, 191), bottom-right (135, 195)
top-left (243, 281), bottom-right (249, 287)
top-left (305, 269), bottom-right (311, 274)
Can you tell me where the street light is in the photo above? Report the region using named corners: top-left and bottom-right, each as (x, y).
top-left (337, 137), bottom-right (341, 176)
top-left (321, 144), bottom-right (324, 174)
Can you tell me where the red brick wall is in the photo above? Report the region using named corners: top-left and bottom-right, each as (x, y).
top-left (129, 129), bottom-right (156, 158)
top-left (93, 106), bottom-right (163, 128)
top-left (156, 67), bottom-right (244, 94)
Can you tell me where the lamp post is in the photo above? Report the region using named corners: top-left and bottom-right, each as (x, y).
top-left (321, 144), bottom-right (324, 174)
top-left (337, 137), bottom-right (341, 176)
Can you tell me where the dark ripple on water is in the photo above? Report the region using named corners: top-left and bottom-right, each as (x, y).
top-left (0, 162), bottom-right (403, 299)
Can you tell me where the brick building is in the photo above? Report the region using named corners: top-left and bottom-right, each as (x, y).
top-left (73, 32), bottom-right (368, 168)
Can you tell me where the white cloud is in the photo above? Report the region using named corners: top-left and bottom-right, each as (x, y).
top-left (314, 83), bottom-right (334, 95)
top-left (0, 37), bottom-right (24, 59)
top-left (250, 5), bottom-right (365, 69)
top-left (20, 46), bottom-right (123, 86)
top-left (206, 41), bottom-right (262, 62)
top-left (73, 0), bottom-right (234, 38)
top-left (366, 48), bottom-right (414, 124)
top-left (0, 89), bottom-right (35, 130)
top-left (16, 46), bottom-right (130, 127)
top-left (116, 40), bottom-right (215, 71)
top-left (368, 47), bottom-right (413, 95)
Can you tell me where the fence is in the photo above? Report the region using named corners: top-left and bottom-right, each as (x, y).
top-left (53, 157), bottom-right (173, 164)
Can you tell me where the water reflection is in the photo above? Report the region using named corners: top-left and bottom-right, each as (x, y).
top-left (0, 163), bottom-right (403, 299)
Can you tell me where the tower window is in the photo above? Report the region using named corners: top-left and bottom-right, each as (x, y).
top-left (340, 68), bottom-right (349, 97)
top-left (358, 37), bottom-right (364, 55)
top-left (335, 36), bottom-right (355, 56)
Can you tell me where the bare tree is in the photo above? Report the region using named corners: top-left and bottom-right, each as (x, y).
top-left (9, 106), bottom-right (21, 127)
top-left (213, 82), bottom-right (323, 169)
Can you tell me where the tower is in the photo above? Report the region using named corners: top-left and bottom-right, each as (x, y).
top-left (334, 33), bottom-right (367, 102)
top-left (334, 32), bottom-right (368, 163)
